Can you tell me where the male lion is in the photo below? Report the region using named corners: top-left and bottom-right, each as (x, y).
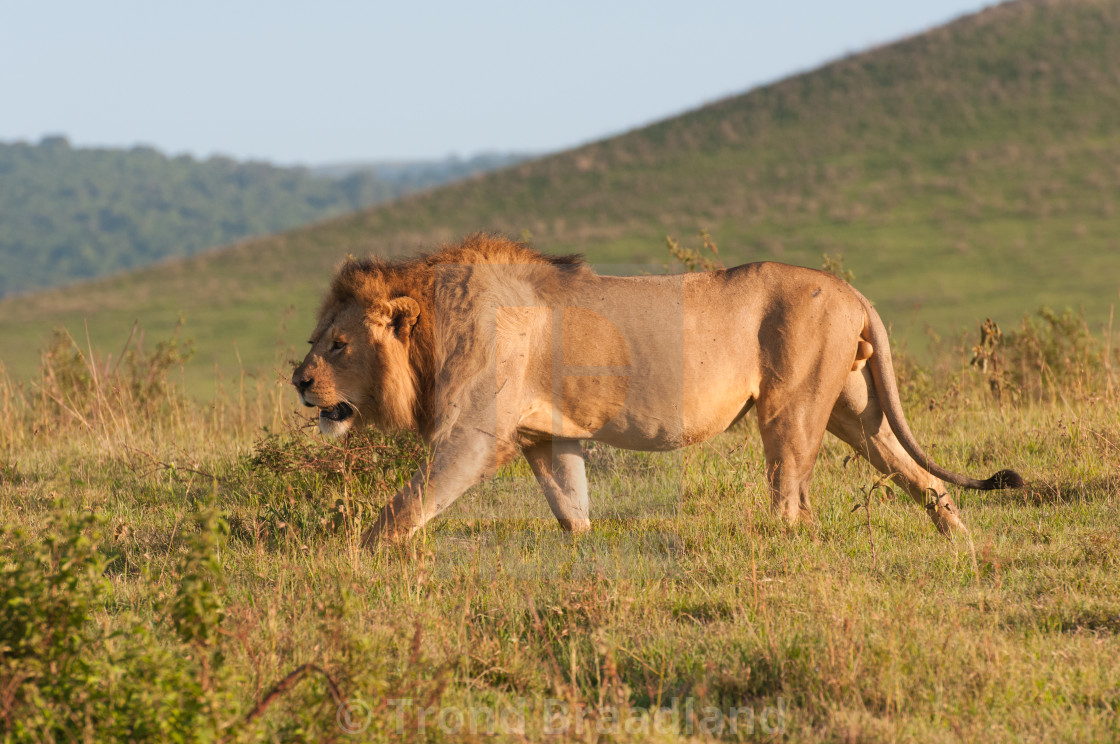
top-left (292, 233), bottom-right (1022, 545)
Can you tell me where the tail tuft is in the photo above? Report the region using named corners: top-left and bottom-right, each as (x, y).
top-left (983, 469), bottom-right (1025, 490)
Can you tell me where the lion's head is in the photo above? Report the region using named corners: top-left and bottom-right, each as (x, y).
top-left (293, 234), bottom-right (584, 439)
top-left (292, 259), bottom-right (426, 438)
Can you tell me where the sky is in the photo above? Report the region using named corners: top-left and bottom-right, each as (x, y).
top-left (1, 0), bottom-right (996, 166)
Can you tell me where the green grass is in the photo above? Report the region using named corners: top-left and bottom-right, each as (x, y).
top-left (3, 0), bottom-right (1120, 395)
top-left (2, 318), bottom-right (1118, 741)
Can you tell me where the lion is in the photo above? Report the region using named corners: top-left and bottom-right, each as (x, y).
top-left (292, 233), bottom-right (1023, 545)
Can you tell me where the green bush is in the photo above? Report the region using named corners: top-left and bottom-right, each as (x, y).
top-left (0, 508), bottom-right (108, 736)
top-left (0, 500), bottom-right (240, 743)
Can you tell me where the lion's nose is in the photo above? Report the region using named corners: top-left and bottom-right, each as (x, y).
top-left (293, 375), bottom-right (313, 394)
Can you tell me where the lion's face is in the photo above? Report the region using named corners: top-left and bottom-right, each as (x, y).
top-left (292, 295), bottom-right (420, 438)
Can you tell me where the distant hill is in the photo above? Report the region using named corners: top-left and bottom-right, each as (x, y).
top-left (311, 152), bottom-right (529, 190)
top-left (0, 139), bottom-right (526, 297)
top-left (2, 0), bottom-right (1118, 393)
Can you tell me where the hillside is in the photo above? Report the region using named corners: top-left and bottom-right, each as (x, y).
top-left (0, 139), bottom-right (525, 297)
top-left (2, 0), bottom-right (1119, 394)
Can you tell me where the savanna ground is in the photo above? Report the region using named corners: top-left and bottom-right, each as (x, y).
top-left (2, 296), bottom-right (1119, 742)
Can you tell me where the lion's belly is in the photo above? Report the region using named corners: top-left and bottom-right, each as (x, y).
top-left (516, 388), bottom-right (753, 451)
top-left (511, 273), bottom-right (763, 450)
top-left (594, 391), bottom-right (755, 450)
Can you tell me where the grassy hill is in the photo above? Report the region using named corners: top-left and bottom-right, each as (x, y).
top-left (2, 0), bottom-right (1119, 394)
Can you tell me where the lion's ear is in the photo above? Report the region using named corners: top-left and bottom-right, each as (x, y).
top-left (380, 296), bottom-right (420, 341)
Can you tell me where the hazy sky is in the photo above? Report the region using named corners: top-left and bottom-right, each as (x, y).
top-left (2, 0), bottom-right (994, 165)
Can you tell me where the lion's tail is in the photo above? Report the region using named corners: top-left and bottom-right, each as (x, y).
top-left (856, 295), bottom-right (1024, 491)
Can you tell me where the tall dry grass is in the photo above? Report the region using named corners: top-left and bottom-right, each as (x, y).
top-left (0, 308), bottom-right (1117, 742)
top-left (0, 324), bottom-right (289, 463)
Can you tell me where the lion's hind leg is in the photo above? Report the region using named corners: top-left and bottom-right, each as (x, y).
top-left (523, 440), bottom-right (591, 533)
top-left (826, 366), bottom-right (966, 534)
top-left (755, 391), bottom-right (836, 527)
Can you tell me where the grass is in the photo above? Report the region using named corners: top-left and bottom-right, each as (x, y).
top-left (2, 307), bottom-right (1118, 741)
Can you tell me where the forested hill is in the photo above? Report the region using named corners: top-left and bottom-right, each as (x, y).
top-left (0, 138), bottom-right (523, 297)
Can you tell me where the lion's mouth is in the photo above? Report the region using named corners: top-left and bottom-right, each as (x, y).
top-left (319, 402), bottom-right (354, 423)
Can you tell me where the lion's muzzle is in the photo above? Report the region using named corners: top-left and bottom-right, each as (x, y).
top-left (292, 367), bottom-right (318, 408)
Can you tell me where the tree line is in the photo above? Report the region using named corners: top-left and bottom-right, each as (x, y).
top-left (0, 137), bottom-right (523, 297)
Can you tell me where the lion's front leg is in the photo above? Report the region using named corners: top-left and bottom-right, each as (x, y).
top-left (522, 440), bottom-right (591, 533)
top-left (361, 429), bottom-right (510, 547)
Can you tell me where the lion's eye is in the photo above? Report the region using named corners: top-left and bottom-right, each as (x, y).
top-left (331, 340), bottom-right (347, 352)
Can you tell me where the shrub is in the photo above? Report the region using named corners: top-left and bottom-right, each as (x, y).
top-left (820, 252), bottom-right (855, 283)
top-left (0, 500), bottom-right (240, 742)
top-left (0, 508), bottom-right (108, 736)
top-left (250, 418), bottom-right (424, 486)
top-left (664, 229), bottom-right (724, 273)
top-left (970, 307), bottom-right (1111, 402)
